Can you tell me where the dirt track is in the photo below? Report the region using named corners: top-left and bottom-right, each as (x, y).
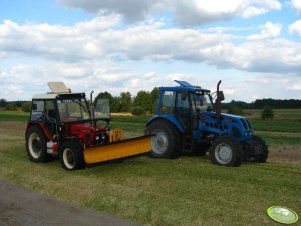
top-left (0, 179), bottom-right (140, 226)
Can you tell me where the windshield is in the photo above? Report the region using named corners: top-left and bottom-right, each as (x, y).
top-left (95, 98), bottom-right (111, 119)
top-left (57, 98), bottom-right (90, 122)
top-left (194, 93), bottom-right (213, 112)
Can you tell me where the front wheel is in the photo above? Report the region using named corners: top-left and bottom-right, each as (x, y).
top-left (25, 125), bottom-right (48, 163)
top-left (247, 136), bottom-right (269, 163)
top-left (209, 136), bottom-right (243, 166)
top-left (60, 140), bottom-right (86, 170)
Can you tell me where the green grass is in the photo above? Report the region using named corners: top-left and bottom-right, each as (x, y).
top-left (244, 109), bottom-right (301, 121)
top-left (111, 115), bottom-right (150, 124)
top-left (1, 140), bottom-right (300, 226)
top-left (0, 111), bottom-right (28, 121)
top-left (255, 131), bottom-right (301, 146)
top-left (251, 119), bottom-right (301, 133)
top-left (0, 120), bottom-right (301, 225)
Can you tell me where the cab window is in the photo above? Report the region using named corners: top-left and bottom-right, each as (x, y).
top-left (30, 100), bottom-right (44, 120)
top-left (160, 91), bottom-right (175, 114)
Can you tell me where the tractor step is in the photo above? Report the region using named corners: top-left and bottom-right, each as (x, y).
top-left (181, 136), bottom-right (195, 154)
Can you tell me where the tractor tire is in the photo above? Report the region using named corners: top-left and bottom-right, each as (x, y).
top-left (146, 120), bottom-right (181, 158)
top-left (250, 136), bottom-right (269, 163)
top-left (25, 125), bottom-right (48, 163)
top-left (209, 136), bottom-right (243, 166)
top-left (60, 140), bottom-right (86, 171)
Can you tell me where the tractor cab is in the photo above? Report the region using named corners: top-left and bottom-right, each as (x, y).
top-left (156, 80), bottom-right (215, 132)
top-left (30, 91), bottom-right (110, 126)
top-left (146, 80), bottom-right (269, 166)
top-left (27, 82), bottom-right (112, 146)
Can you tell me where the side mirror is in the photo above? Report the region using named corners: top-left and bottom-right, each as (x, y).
top-left (218, 91), bottom-right (225, 101)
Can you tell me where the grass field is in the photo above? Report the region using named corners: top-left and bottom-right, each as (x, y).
top-left (0, 110), bottom-right (300, 225)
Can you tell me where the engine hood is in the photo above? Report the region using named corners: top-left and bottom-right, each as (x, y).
top-left (201, 111), bottom-right (243, 120)
top-left (71, 124), bottom-right (106, 132)
top-left (200, 111), bottom-right (253, 131)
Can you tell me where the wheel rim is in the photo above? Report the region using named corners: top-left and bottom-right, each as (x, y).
top-left (28, 133), bottom-right (42, 159)
top-left (63, 148), bottom-right (75, 169)
top-left (151, 130), bottom-right (169, 154)
top-left (215, 143), bottom-right (233, 164)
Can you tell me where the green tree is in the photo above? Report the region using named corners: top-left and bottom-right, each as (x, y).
top-left (133, 91), bottom-right (151, 113)
top-left (119, 92), bottom-right (132, 112)
top-left (149, 87), bottom-right (160, 114)
top-left (21, 101), bottom-right (31, 112)
top-left (227, 106), bottom-right (243, 115)
top-left (111, 96), bottom-right (121, 112)
top-left (131, 106), bottom-right (144, 115)
top-left (261, 106), bottom-right (274, 120)
top-left (5, 103), bottom-right (18, 111)
top-left (0, 98), bottom-right (7, 108)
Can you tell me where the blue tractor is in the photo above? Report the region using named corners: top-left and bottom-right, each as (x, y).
top-left (146, 80), bottom-right (268, 166)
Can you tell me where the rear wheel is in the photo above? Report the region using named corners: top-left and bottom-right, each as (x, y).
top-left (146, 120), bottom-right (180, 158)
top-left (60, 140), bottom-right (86, 170)
top-left (25, 125), bottom-right (48, 163)
top-left (210, 136), bottom-right (243, 166)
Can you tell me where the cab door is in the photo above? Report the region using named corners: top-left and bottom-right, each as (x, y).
top-left (175, 91), bottom-right (194, 132)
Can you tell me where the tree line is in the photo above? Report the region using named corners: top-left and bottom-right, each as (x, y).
top-left (93, 87), bottom-right (160, 115)
top-left (222, 99), bottom-right (301, 110)
top-left (1, 93), bottom-right (300, 115)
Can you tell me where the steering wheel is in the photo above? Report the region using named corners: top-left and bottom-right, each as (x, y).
top-left (42, 111), bottom-right (56, 123)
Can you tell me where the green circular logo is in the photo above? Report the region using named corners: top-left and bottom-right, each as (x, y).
top-left (267, 206), bottom-right (299, 224)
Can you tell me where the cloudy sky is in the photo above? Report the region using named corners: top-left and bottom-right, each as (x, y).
top-left (0, 0), bottom-right (301, 102)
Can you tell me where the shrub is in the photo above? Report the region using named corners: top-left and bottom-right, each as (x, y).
top-left (262, 106), bottom-right (274, 120)
top-left (5, 103), bottom-right (18, 111)
top-left (131, 106), bottom-right (144, 116)
top-left (227, 106), bottom-right (243, 115)
top-left (21, 102), bottom-right (32, 112)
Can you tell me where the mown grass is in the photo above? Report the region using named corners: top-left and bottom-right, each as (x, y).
top-left (0, 132), bottom-right (300, 226)
top-left (251, 119), bottom-right (301, 133)
top-left (0, 111), bottom-right (29, 121)
top-left (244, 109), bottom-right (301, 121)
top-left (0, 111), bottom-right (301, 225)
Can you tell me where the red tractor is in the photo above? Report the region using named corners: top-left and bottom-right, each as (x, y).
top-left (25, 82), bottom-right (151, 170)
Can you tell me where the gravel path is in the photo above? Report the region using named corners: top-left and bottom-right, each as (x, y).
top-left (0, 179), bottom-right (140, 226)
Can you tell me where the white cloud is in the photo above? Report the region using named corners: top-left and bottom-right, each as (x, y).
top-left (247, 21), bottom-right (282, 40)
top-left (291, 0), bottom-right (301, 12)
top-left (289, 20), bottom-right (301, 36)
top-left (0, 60), bottom-right (196, 100)
top-left (1, 18), bottom-right (301, 76)
top-left (288, 83), bottom-right (301, 90)
top-left (57, 0), bottom-right (282, 26)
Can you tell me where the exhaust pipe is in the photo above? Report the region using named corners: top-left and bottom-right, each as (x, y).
top-left (90, 91), bottom-right (95, 126)
top-left (215, 80), bottom-right (222, 121)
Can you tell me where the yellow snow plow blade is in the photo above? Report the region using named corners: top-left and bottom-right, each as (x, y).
top-left (83, 135), bottom-right (152, 165)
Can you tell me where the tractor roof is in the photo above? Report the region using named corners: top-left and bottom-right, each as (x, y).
top-left (32, 82), bottom-right (85, 100)
top-left (160, 80), bottom-right (211, 93)
top-left (32, 93), bottom-right (86, 100)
